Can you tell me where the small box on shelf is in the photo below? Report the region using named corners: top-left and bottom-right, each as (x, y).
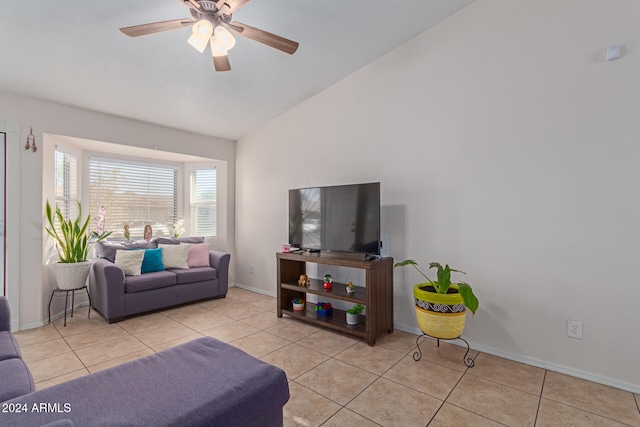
top-left (314, 302), bottom-right (333, 316)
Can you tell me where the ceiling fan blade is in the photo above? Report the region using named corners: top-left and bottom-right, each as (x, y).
top-left (186, 0), bottom-right (201, 10)
top-left (212, 54), bottom-right (231, 72)
top-left (120, 19), bottom-right (193, 37)
top-left (226, 0), bottom-right (251, 14)
top-left (215, 0), bottom-right (230, 13)
top-left (229, 21), bottom-right (298, 55)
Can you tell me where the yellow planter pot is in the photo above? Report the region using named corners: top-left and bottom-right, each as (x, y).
top-left (413, 283), bottom-right (466, 339)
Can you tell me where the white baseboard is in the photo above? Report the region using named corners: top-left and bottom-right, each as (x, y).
top-left (233, 283), bottom-right (276, 298)
top-left (467, 341), bottom-right (640, 395)
top-left (11, 315), bottom-right (19, 333)
top-left (393, 323), bottom-right (640, 394)
top-left (19, 302), bottom-right (90, 331)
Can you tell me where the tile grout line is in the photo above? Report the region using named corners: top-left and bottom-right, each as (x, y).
top-left (532, 369), bottom-right (548, 426)
top-left (50, 312), bottom-right (157, 377)
top-left (424, 348), bottom-right (480, 426)
top-left (312, 339), bottom-right (416, 425)
top-left (23, 289), bottom-right (640, 426)
top-left (537, 395), bottom-right (640, 427)
top-left (28, 291), bottom-right (258, 387)
top-left (260, 323), bottom-right (382, 425)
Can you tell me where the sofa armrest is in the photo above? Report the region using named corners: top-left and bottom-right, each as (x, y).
top-left (0, 296), bottom-right (11, 332)
top-left (89, 258), bottom-right (126, 323)
top-left (209, 251), bottom-right (231, 295)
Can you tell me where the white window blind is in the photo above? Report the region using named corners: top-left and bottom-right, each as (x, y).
top-left (190, 169), bottom-right (216, 237)
top-left (54, 150), bottom-right (78, 223)
top-left (89, 157), bottom-right (178, 239)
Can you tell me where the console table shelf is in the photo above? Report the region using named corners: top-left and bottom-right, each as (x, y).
top-left (281, 307), bottom-right (367, 339)
top-left (277, 251), bottom-right (394, 345)
top-left (280, 278), bottom-right (366, 303)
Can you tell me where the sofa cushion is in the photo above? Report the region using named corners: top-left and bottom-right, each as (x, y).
top-left (159, 244), bottom-right (190, 269)
top-left (170, 267), bottom-right (217, 285)
top-left (95, 240), bottom-right (157, 263)
top-left (115, 250), bottom-right (145, 276)
top-left (42, 421), bottom-right (75, 427)
top-left (0, 296), bottom-right (11, 332)
top-left (1, 338), bottom-right (288, 426)
top-left (154, 236), bottom-right (205, 245)
top-left (125, 270), bottom-right (177, 293)
top-left (0, 331), bottom-right (22, 361)
top-left (0, 358), bottom-right (35, 402)
top-left (140, 248), bottom-right (164, 274)
top-left (182, 242), bottom-right (211, 268)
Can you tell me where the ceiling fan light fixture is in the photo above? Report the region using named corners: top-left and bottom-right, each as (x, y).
top-left (188, 33), bottom-right (209, 52)
top-left (210, 38), bottom-right (228, 57)
top-left (194, 19), bottom-right (214, 37)
top-left (214, 26), bottom-right (236, 50)
top-left (188, 19), bottom-right (214, 53)
top-left (120, 1), bottom-right (299, 72)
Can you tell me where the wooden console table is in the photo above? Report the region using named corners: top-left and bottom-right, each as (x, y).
top-left (276, 251), bottom-right (394, 345)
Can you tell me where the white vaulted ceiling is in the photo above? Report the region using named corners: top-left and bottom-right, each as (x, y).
top-left (0, 0), bottom-right (475, 140)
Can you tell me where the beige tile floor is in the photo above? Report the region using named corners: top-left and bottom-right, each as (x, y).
top-left (15, 287), bottom-right (640, 427)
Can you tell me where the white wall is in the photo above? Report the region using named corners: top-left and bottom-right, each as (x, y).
top-left (0, 91), bottom-right (236, 329)
top-left (236, 0), bottom-right (640, 392)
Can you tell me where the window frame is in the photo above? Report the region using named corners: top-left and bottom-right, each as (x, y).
top-left (54, 148), bottom-right (78, 223)
top-left (189, 167), bottom-right (217, 238)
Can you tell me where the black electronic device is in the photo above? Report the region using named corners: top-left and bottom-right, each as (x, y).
top-left (288, 182), bottom-right (381, 255)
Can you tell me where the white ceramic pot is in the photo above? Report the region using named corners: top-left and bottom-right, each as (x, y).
top-left (346, 312), bottom-right (359, 325)
top-left (55, 261), bottom-right (92, 290)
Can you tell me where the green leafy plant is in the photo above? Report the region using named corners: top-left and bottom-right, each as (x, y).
top-left (395, 260), bottom-right (479, 314)
top-left (346, 303), bottom-right (364, 315)
top-left (45, 200), bottom-right (112, 263)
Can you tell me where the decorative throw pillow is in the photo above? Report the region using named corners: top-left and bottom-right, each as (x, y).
top-left (115, 249), bottom-right (145, 276)
top-left (95, 240), bottom-right (157, 263)
top-left (140, 247), bottom-right (164, 274)
top-left (181, 242), bottom-right (211, 268)
top-left (154, 236), bottom-right (205, 245)
top-left (158, 244), bottom-right (190, 269)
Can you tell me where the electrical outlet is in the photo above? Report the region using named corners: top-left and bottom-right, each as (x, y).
top-left (567, 320), bottom-right (583, 339)
top-left (249, 265), bottom-right (253, 274)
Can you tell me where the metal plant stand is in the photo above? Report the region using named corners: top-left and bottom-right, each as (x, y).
top-left (48, 286), bottom-right (91, 327)
top-left (413, 333), bottom-right (475, 368)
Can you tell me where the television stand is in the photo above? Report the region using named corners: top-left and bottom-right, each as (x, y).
top-left (276, 251), bottom-right (394, 345)
top-left (362, 253), bottom-right (379, 261)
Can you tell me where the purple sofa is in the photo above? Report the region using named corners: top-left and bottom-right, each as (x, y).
top-left (1, 332), bottom-right (290, 426)
top-left (0, 297), bottom-right (36, 404)
top-left (89, 237), bottom-right (230, 323)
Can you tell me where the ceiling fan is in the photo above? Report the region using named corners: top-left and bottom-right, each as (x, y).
top-left (119, 0), bottom-right (299, 72)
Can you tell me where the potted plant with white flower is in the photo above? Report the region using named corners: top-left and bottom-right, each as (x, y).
top-left (171, 217), bottom-right (185, 238)
top-left (45, 201), bottom-right (111, 290)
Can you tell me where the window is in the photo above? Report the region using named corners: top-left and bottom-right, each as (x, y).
top-left (54, 150), bottom-right (78, 222)
top-left (89, 157), bottom-right (178, 239)
top-left (190, 169), bottom-right (216, 237)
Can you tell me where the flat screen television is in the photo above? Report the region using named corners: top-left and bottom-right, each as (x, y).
top-left (288, 182), bottom-right (380, 255)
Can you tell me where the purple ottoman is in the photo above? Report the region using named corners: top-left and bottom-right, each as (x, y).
top-left (2, 338), bottom-right (289, 426)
